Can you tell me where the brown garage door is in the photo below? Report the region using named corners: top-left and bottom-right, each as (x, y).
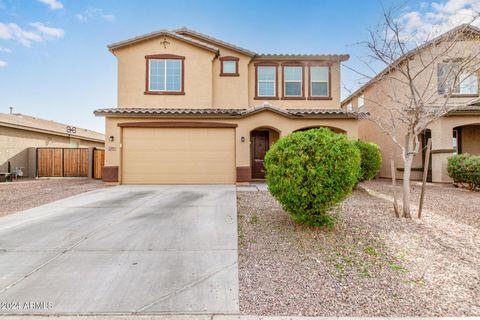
top-left (121, 127), bottom-right (236, 184)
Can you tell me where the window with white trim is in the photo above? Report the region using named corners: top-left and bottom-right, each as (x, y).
top-left (257, 66), bottom-right (276, 97)
top-left (283, 66), bottom-right (303, 97)
top-left (458, 71), bottom-right (478, 95)
top-left (310, 66), bottom-right (329, 97)
top-left (358, 94), bottom-right (365, 108)
top-left (149, 59), bottom-right (182, 92)
top-left (438, 63), bottom-right (479, 95)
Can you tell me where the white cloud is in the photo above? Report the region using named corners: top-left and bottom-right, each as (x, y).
top-left (75, 7), bottom-right (115, 22)
top-left (399, 0), bottom-right (480, 42)
top-left (30, 22), bottom-right (64, 38)
top-left (0, 46), bottom-right (11, 52)
top-left (0, 22), bottom-right (42, 46)
top-left (0, 60), bottom-right (7, 67)
top-left (0, 21), bottom-right (64, 46)
top-left (75, 14), bottom-right (87, 22)
top-left (37, 0), bottom-right (63, 10)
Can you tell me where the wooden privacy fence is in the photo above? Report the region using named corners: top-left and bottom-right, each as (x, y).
top-left (93, 149), bottom-right (105, 179)
top-left (37, 148), bottom-right (104, 178)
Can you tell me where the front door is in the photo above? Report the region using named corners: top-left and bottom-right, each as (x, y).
top-left (251, 131), bottom-right (269, 179)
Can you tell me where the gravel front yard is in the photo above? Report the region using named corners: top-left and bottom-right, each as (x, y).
top-left (237, 179), bottom-right (480, 316)
top-left (0, 178), bottom-right (107, 216)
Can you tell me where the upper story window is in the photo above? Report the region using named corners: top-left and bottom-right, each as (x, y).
top-left (255, 63), bottom-right (278, 99)
top-left (220, 56), bottom-right (239, 76)
top-left (309, 66), bottom-right (330, 99)
top-left (358, 94), bottom-right (365, 108)
top-left (145, 54), bottom-right (185, 95)
top-left (457, 71), bottom-right (478, 95)
top-left (438, 63), bottom-right (479, 96)
top-left (283, 65), bottom-right (304, 98)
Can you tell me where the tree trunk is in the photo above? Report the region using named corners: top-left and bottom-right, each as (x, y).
top-left (402, 154), bottom-right (413, 218)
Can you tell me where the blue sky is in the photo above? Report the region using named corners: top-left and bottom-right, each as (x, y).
top-left (0, 0), bottom-right (476, 133)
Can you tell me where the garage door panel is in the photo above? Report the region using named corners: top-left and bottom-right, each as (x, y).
top-left (122, 127), bottom-right (235, 184)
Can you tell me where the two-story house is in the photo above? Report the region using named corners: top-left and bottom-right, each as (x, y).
top-left (341, 25), bottom-right (480, 183)
top-left (95, 28), bottom-right (361, 184)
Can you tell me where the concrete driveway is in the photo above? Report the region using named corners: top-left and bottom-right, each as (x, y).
top-left (0, 185), bottom-right (238, 315)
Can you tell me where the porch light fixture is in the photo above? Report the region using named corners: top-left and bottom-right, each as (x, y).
top-left (241, 136), bottom-right (245, 142)
top-left (109, 136), bottom-right (114, 142)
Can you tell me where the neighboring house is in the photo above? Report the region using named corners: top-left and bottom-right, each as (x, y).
top-left (341, 25), bottom-right (480, 183)
top-left (0, 112), bottom-right (105, 177)
top-left (94, 27), bottom-right (362, 184)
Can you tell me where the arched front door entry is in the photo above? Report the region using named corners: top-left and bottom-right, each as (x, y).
top-left (250, 127), bottom-right (280, 179)
top-left (251, 130), bottom-right (269, 179)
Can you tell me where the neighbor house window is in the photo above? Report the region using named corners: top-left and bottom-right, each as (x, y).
top-left (347, 103), bottom-right (353, 112)
top-left (283, 65), bottom-right (303, 98)
top-left (309, 66), bottom-right (330, 98)
top-left (256, 64), bottom-right (278, 98)
top-left (358, 94), bottom-right (365, 108)
top-left (438, 63), bottom-right (479, 95)
top-left (145, 54), bottom-right (184, 95)
top-left (220, 56), bottom-right (239, 76)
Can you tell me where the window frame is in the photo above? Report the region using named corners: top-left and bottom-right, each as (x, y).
top-left (281, 63), bottom-right (305, 100)
top-left (220, 56), bottom-right (239, 76)
top-left (254, 62), bottom-right (279, 100)
top-left (358, 94), bottom-right (365, 108)
top-left (145, 54), bottom-right (185, 95)
top-left (308, 64), bottom-right (331, 100)
top-left (438, 62), bottom-right (479, 97)
top-left (456, 71), bottom-right (479, 96)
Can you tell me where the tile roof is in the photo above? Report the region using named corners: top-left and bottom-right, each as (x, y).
top-left (107, 27), bottom-right (350, 62)
top-left (93, 106), bottom-right (364, 119)
top-left (256, 54), bottom-right (350, 61)
top-left (0, 112), bottom-right (104, 142)
top-left (108, 30), bottom-right (219, 53)
top-left (173, 27), bottom-right (256, 57)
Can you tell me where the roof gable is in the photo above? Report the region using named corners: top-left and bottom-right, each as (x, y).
top-left (108, 30), bottom-right (219, 54)
top-left (342, 24), bottom-right (480, 105)
top-left (174, 27), bottom-right (256, 57)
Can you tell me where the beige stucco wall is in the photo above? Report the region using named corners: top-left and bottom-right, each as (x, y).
top-left (103, 111), bottom-right (358, 182)
top-left (113, 34), bottom-right (344, 109)
top-left (114, 35), bottom-right (216, 108)
top-left (0, 126), bottom-right (104, 177)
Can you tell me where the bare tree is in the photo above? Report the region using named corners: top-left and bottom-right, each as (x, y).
top-left (347, 7), bottom-right (480, 218)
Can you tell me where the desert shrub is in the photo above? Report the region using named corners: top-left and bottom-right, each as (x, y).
top-left (447, 153), bottom-right (480, 191)
top-left (355, 140), bottom-right (382, 181)
top-left (264, 128), bottom-right (361, 227)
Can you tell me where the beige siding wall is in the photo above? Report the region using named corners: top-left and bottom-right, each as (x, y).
top-left (113, 34), bottom-right (344, 109)
top-left (213, 48), bottom-right (250, 107)
top-left (0, 126), bottom-right (104, 176)
top-left (104, 113), bottom-right (358, 178)
top-left (115, 35), bottom-right (216, 108)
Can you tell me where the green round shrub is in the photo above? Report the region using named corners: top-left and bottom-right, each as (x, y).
top-left (447, 153), bottom-right (480, 191)
top-left (264, 128), bottom-right (361, 226)
top-left (354, 140), bottom-right (382, 181)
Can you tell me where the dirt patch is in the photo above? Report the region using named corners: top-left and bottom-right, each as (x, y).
top-left (0, 178), bottom-right (108, 216)
top-left (237, 180), bottom-right (480, 316)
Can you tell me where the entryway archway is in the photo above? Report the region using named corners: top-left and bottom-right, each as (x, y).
top-left (250, 127), bottom-right (280, 179)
